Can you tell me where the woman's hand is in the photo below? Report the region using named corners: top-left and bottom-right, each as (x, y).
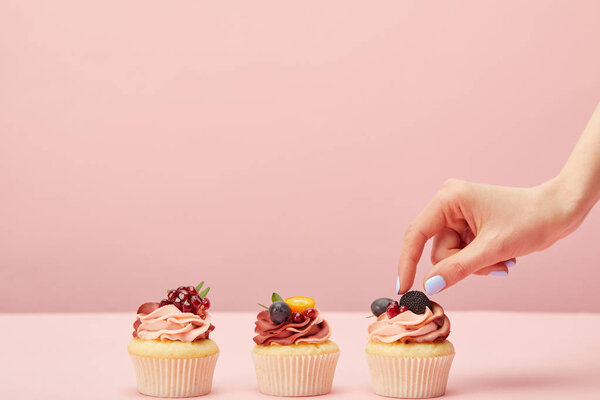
top-left (397, 177), bottom-right (587, 295)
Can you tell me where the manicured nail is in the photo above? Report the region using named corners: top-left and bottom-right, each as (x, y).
top-left (396, 276), bottom-right (400, 293)
top-left (425, 275), bottom-right (446, 295)
top-left (503, 259), bottom-right (516, 269)
top-left (489, 270), bottom-right (509, 277)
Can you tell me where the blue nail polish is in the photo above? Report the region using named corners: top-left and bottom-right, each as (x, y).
top-left (489, 270), bottom-right (509, 277)
top-left (425, 275), bottom-right (446, 295)
top-left (396, 276), bottom-right (400, 293)
top-left (503, 260), bottom-right (516, 269)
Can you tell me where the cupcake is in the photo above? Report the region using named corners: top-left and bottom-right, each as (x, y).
top-left (128, 282), bottom-right (219, 397)
top-left (252, 293), bottom-right (340, 396)
top-left (366, 291), bottom-right (454, 398)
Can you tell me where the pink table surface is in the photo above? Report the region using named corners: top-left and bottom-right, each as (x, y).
top-left (2, 311), bottom-right (600, 399)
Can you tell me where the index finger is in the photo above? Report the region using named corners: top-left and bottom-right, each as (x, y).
top-left (397, 197), bottom-right (447, 294)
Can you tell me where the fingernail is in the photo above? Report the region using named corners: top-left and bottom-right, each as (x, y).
top-left (489, 270), bottom-right (509, 277)
top-left (503, 259), bottom-right (516, 269)
top-left (425, 275), bottom-right (446, 295)
top-left (396, 276), bottom-right (400, 293)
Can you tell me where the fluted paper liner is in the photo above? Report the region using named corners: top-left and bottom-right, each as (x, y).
top-left (252, 352), bottom-right (340, 396)
top-left (367, 353), bottom-right (454, 398)
top-left (130, 353), bottom-right (219, 397)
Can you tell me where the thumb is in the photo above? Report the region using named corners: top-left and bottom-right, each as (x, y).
top-left (423, 237), bottom-right (497, 295)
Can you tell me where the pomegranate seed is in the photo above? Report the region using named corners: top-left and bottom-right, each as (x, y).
top-left (177, 291), bottom-right (188, 301)
top-left (386, 301), bottom-right (401, 319)
top-left (291, 312), bottom-right (305, 323)
top-left (398, 305), bottom-right (408, 314)
top-left (303, 308), bottom-right (317, 319)
top-left (167, 290), bottom-right (176, 300)
top-left (172, 298), bottom-right (183, 311)
top-left (159, 299), bottom-right (170, 307)
top-left (190, 296), bottom-right (202, 309)
top-left (200, 297), bottom-right (211, 311)
top-left (177, 286), bottom-right (186, 291)
top-left (182, 301), bottom-right (193, 313)
top-left (187, 286), bottom-right (197, 295)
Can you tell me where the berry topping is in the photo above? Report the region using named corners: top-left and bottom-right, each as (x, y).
top-left (285, 296), bottom-right (316, 313)
top-left (201, 297), bottom-right (211, 311)
top-left (159, 299), bottom-right (170, 307)
top-left (269, 301), bottom-right (291, 325)
top-left (291, 312), bottom-right (305, 324)
top-left (399, 305), bottom-right (408, 313)
top-left (303, 308), bottom-right (317, 319)
top-left (159, 282), bottom-right (211, 315)
top-left (370, 297), bottom-right (394, 317)
top-left (399, 290), bottom-right (431, 314)
top-left (386, 301), bottom-right (401, 318)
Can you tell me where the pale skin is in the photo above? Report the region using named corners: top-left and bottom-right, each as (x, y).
top-left (398, 102), bottom-right (600, 295)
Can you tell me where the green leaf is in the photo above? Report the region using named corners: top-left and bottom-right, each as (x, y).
top-left (271, 292), bottom-right (283, 303)
top-left (258, 303), bottom-right (269, 309)
top-left (196, 281), bottom-right (205, 292)
top-left (198, 286), bottom-right (210, 298)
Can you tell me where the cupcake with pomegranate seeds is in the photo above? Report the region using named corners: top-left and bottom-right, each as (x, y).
top-left (252, 293), bottom-right (340, 396)
top-left (366, 291), bottom-right (454, 398)
top-left (128, 282), bottom-right (219, 397)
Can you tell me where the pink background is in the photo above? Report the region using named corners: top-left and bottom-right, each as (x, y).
top-left (1, 1), bottom-right (600, 313)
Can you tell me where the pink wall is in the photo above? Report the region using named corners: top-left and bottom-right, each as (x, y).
top-left (1, 1), bottom-right (600, 313)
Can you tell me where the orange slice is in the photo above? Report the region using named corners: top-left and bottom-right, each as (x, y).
top-left (285, 296), bottom-right (316, 313)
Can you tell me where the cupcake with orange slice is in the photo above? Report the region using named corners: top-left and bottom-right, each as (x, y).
top-left (252, 293), bottom-right (340, 396)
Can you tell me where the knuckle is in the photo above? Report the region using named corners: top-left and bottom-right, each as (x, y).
top-left (452, 262), bottom-right (470, 280)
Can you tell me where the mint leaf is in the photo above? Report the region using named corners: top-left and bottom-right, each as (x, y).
top-left (196, 281), bottom-right (205, 292)
top-left (271, 292), bottom-right (283, 303)
top-left (258, 303), bottom-right (269, 309)
top-left (198, 286), bottom-right (210, 298)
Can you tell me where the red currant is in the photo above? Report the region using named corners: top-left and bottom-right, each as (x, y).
top-left (291, 312), bottom-right (305, 323)
top-left (386, 301), bottom-right (401, 319)
top-left (303, 308), bottom-right (317, 319)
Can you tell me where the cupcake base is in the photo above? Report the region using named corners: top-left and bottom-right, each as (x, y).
top-left (252, 342), bottom-right (340, 397)
top-left (130, 353), bottom-right (219, 397)
top-left (366, 353), bottom-right (454, 398)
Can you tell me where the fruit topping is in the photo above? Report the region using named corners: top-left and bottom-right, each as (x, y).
top-left (303, 308), bottom-right (317, 319)
top-left (370, 297), bottom-right (394, 317)
top-left (269, 301), bottom-right (292, 325)
top-left (291, 312), bottom-right (305, 323)
top-left (386, 301), bottom-right (401, 318)
top-left (399, 290), bottom-right (431, 314)
top-left (285, 296), bottom-right (316, 313)
top-left (159, 282), bottom-right (211, 315)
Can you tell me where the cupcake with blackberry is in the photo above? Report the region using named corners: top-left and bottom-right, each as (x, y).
top-left (252, 293), bottom-right (340, 396)
top-left (128, 282), bottom-right (219, 397)
top-left (366, 291), bottom-right (454, 398)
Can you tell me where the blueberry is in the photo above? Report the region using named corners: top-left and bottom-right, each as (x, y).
top-left (269, 301), bottom-right (291, 324)
top-left (371, 297), bottom-right (394, 317)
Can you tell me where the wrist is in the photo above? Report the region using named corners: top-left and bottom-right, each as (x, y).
top-left (543, 174), bottom-right (593, 231)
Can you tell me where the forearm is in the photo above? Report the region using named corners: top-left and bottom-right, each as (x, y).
top-left (555, 102), bottom-right (600, 219)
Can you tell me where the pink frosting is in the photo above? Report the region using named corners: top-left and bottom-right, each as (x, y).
top-left (368, 301), bottom-right (450, 343)
top-left (134, 304), bottom-right (213, 342)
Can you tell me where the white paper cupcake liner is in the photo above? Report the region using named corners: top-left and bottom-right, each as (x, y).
top-left (252, 352), bottom-right (340, 396)
top-left (366, 353), bottom-right (454, 398)
top-left (129, 353), bottom-right (219, 397)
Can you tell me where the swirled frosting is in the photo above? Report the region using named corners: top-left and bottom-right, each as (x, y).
top-left (368, 301), bottom-right (450, 343)
top-left (253, 309), bottom-right (331, 345)
top-left (132, 302), bottom-right (214, 342)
